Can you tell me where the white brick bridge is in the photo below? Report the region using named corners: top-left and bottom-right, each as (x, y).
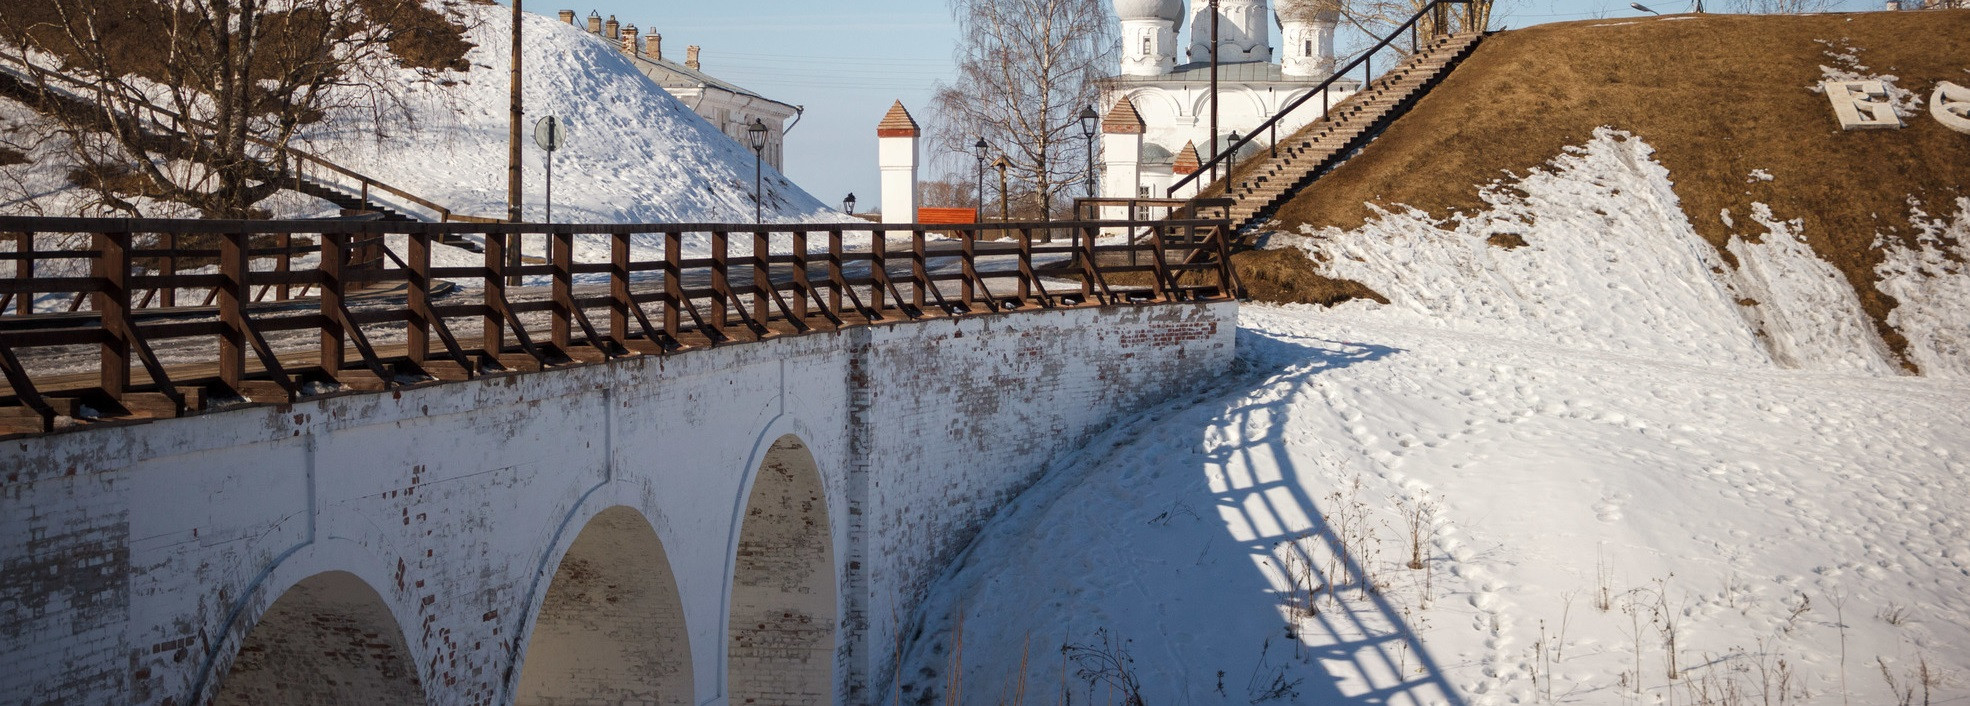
top-left (1, 301), bottom-right (1234, 705)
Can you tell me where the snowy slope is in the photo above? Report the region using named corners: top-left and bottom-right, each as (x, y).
top-left (891, 307), bottom-right (1969, 706)
top-left (888, 132), bottom-right (1970, 705)
top-left (295, 3), bottom-right (835, 225)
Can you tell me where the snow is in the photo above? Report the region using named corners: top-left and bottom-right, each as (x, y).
top-left (888, 130), bottom-right (1970, 705)
top-left (890, 306), bottom-right (1970, 706)
top-left (1876, 197), bottom-right (1970, 379)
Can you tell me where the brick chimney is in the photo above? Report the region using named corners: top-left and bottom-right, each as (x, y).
top-left (686, 45), bottom-right (701, 71)
top-left (586, 11), bottom-right (601, 34)
top-left (622, 25), bottom-right (637, 54)
top-left (604, 15), bottom-right (618, 39)
top-left (645, 33), bottom-right (663, 61)
top-left (558, 9), bottom-right (574, 24)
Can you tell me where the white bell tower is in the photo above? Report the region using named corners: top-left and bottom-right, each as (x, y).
top-left (1189, 0), bottom-right (1274, 65)
top-left (1117, 0), bottom-right (1184, 76)
top-left (1277, 0), bottom-right (1339, 77)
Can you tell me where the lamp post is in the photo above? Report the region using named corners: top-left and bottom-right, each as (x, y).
top-left (974, 138), bottom-right (988, 217)
top-left (843, 193), bottom-right (857, 216)
top-left (747, 118), bottom-right (768, 226)
top-left (1078, 106), bottom-right (1099, 203)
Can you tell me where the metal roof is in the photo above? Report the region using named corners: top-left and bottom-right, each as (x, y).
top-left (625, 53), bottom-right (793, 110)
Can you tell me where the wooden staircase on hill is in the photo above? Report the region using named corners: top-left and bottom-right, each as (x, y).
top-left (1216, 32), bottom-right (1484, 231)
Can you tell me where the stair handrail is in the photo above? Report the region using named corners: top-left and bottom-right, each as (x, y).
top-left (0, 54), bottom-right (503, 224)
top-left (1166, 0), bottom-right (1477, 198)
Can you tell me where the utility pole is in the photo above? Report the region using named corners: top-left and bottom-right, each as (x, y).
top-left (508, 0), bottom-right (523, 224)
top-left (507, 0), bottom-right (524, 286)
top-left (1197, 0), bottom-right (1213, 186)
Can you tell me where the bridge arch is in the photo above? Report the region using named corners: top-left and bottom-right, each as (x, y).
top-left (727, 433), bottom-right (839, 703)
top-left (515, 505), bottom-right (694, 705)
top-left (210, 570), bottom-right (426, 705)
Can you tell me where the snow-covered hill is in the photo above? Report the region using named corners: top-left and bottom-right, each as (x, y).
top-left (0, 2), bottom-right (837, 225)
top-left (888, 133), bottom-right (1970, 705)
top-left (294, 3), bottom-right (834, 225)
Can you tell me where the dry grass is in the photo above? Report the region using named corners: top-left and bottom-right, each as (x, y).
top-left (1234, 248), bottom-right (1391, 306)
top-left (1268, 10), bottom-right (1970, 361)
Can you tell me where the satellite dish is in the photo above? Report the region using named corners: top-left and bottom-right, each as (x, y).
top-left (533, 116), bottom-right (564, 152)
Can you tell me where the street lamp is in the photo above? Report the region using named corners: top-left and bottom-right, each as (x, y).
top-left (747, 118), bottom-right (768, 226)
top-left (974, 138), bottom-right (989, 217)
top-left (1630, 2), bottom-right (1659, 13)
top-left (1078, 106), bottom-right (1099, 200)
top-left (843, 193), bottom-right (857, 216)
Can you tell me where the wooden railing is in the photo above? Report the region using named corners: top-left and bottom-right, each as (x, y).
top-left (0, 55), bottom-right (502, 224)
top-left (0, 216), bottom-right (1236, 435)
top-left (1166, 0), bottom-right (1477, 197)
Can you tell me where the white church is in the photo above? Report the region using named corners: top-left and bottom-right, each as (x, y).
top-left (1100, 0), bottom-right (1355, 200)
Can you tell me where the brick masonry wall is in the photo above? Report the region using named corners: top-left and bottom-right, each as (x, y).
top-left (0, 300), bottom-right (1235, 706)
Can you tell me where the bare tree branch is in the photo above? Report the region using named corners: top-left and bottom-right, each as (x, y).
top-left (932, 0), bottom-right (1113, 219)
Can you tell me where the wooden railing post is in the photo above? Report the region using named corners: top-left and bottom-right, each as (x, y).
top-left (610, 229), bottom-right (631, 343)
top-left (218, 231), bottom-right (247, 389)
top-left (407, 230), bottom-right (432, 364)
top-left (276, 233), bottom-right (293, 301)
top-left (959, 227), bottom-right (977, 309)
top-left (1017, 227), bottom-right (1034, 302)
top-left (14, 231), bottom-right (31, 315)
top-left (710, 230), bottom-right (730, 334)
top-left (95, 232), bottom-right (130, 397)
top-left (869, 227), bottom-right (888, 314)
top-left (551, 226), bottom-right (573, 350)
top-left (753, 228), bottom-right (771, 326)
top-left (827, 230), bottom-right (845, 314)
top-left (320, 233), bottom-right (346, 376)
top-left (910, 228), bottom-right (927, 311)
top-left (159, 233), bottom-right (176, 308)
top-left (663, 231), bottom-right (682, 336)
top-left (791, 230), bottom-right (811, 320)
top-left (482, 229), bottom-right (506, 358)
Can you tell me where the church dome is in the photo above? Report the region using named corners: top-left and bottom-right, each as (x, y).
top-left (1115, 0), bottom-right (1183, 22)
top-left (1276, 0), bottom-right (1341, 21)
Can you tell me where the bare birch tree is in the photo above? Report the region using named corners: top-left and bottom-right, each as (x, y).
top-left (931, 0), bottom-right (1113, 219)
top-left (0, 0), bottom-right (472, 217)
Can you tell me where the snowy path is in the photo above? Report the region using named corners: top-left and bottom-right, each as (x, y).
top-left (891, 305), bottom-right (1970, 706)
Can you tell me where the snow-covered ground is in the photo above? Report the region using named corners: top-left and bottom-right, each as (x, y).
top-left (889, 131), bottom-right (1970, 705)
top-left (891, 306), bottom-right (1969, 706)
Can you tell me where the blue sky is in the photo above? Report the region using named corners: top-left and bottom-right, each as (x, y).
top-left (494, 0), bottom-right (1884, 214)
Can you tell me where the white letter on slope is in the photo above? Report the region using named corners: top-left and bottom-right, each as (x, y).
top-left (1931, 81), bottom-right (1970, 135)
top-left (1822, 80), bottom-right (1904, 130)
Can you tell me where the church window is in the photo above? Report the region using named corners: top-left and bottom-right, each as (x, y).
top-left (1305, 39), bottom-right (1313, 57)
top-left (1142, 34), bottom-right (1152, 56)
